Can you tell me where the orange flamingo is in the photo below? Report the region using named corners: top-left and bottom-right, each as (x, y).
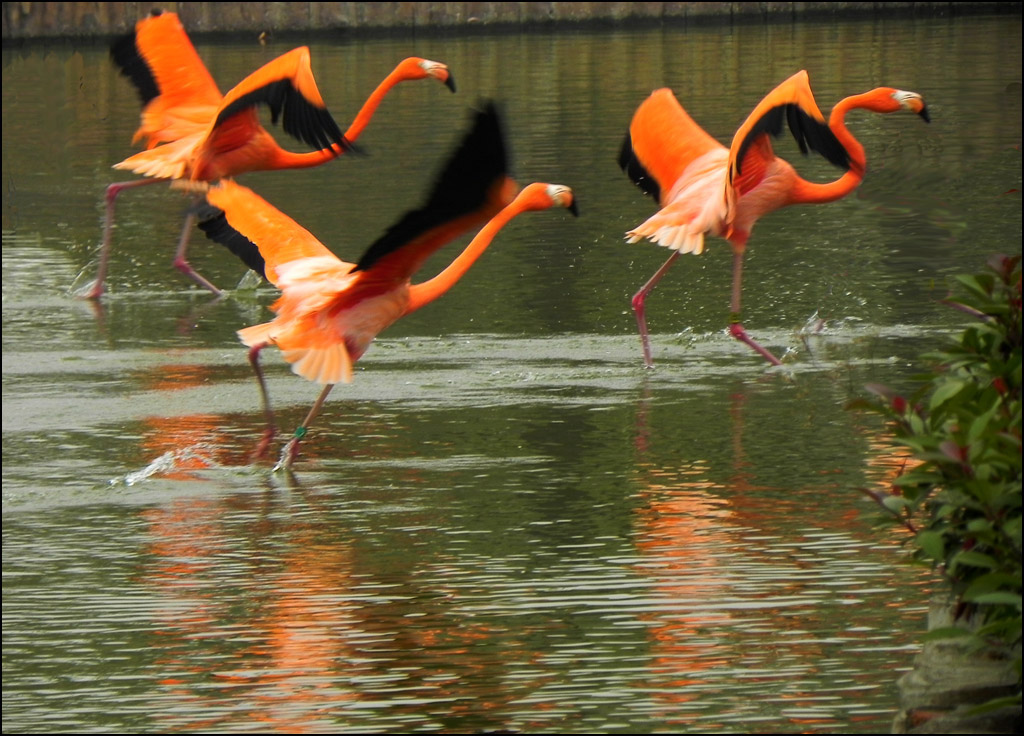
top-left (89, 9), bottom-right (455, 299)
top-left (197, 103), bottom-right (578, 469)
top-left (619, 70), bottom-right (929, 367)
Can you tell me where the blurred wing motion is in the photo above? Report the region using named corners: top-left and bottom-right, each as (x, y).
top-left (197, 102), bottom-right (578, 469)
top-left (197, 101), bottom-right (515, 387)
top-left (351, 99), bottom-right (511, 279)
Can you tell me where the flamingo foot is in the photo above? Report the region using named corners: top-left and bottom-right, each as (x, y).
top-left (631, 291), bottom-right (655, 369)
top-left (250, 426), bottom-right (277, 461)
top-left (630, 251), bottom-right (680, 370)
top-left (273, 427), bottom-right (306, 472)
top-left (81, 280), bottom-right (105, 300)
top-left (173, 257), bottom-right (223, 296)
top-left (729, 322), bottom-right (783, 366)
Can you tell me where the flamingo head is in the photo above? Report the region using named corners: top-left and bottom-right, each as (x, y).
top-left (893, 89), bottom-right (930, 123)
top-left (399, 57), bottom-right (456, 93)
top-left (548, 184), bottom-right (579, 217)
top-left (515, 183), bottom-right (579, 217)
top-left (869, 88), bottom-right (930, 123)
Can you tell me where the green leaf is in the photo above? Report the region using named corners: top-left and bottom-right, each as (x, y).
top-left (954, 274), bottom-right (990, 300)
top-left (968, 401), bottom-right (1002, 444)
top-left (930, 379), bottom-right (969, 411)
top-left (916, 530), bottom-right (946, 560)
top-left (951, 550), bottom-right (998, 571)
top-left (921, 626), bottom-right (972, 641)
top-left (963, 573), bottom-right (1021, 598)
top-left (881, 495), bottom-right (911, 514)
top-left (968, 591), bottom-right (1023, 608)
top-left (966, 518), bottom-right (994, 534)
top-left (968, 696), bottom-right (1024, 715)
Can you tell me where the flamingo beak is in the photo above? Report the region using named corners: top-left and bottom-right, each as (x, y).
top-left (568, 199), bottom-right (580, 217)
top-left (918, 105), bottom-right (930, 123)
top-left (444, 74), bottom-right (456, 93)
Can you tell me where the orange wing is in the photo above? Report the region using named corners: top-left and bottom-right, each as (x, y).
top-left (620, 89), bottom-right (732, 254)
top-left (212, 46), bottom-right (348, 154)
top-left (198, 180), bottom-right (347, 286)
top-left (618, 88), bottom-right (725, 206)
top-left (727, 70), bottom-right (850, 198)
top-left (110, 10), bottom-right (222, 148)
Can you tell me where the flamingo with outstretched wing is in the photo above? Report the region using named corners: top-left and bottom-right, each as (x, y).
top-left (89, 9), bottom-right (455, 298)
top-left (198, 103), bottom-right (578, 469)
top-left (619, 70), bottom-right (929, 366)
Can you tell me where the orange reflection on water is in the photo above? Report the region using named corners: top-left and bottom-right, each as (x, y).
top-left (140, 487), bottom-right (366, 732)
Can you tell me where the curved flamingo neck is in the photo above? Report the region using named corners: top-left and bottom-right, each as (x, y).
top-left (830, 93), bottom-right (872, 175)
top-left (345, 68), bottom-right (407, 142)
top-left (406, 189), bottom-right (535, 314)
top-left (267, 147), bottom-right (341, 170)
top-left (789, 93), bottom-right (871, 205)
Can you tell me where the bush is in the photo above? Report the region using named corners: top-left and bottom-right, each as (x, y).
top-left (852, 254), bottom-right (1021, 705)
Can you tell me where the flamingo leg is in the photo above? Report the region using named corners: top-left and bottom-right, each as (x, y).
top-left (728, 248), bottom-right (782, 366)
top-left (172, 199), bottom-right (222, 295)
top-left (87, 178), bottom-right (166, 299)
top-left (275, 383), bottom-right (336, 472)
top-left (631, 250), bottom-right (680, 368)
top-left (248, 342), bottom-right (277, 458)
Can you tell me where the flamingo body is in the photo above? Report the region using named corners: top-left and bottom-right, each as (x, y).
top-left (90, 9), bottom-right (455, 298)
top-left (111, 13), bottom-right (349, 185)
top-left (197, 103), bottom-right (577, 468)
top-left (619, 70), bottom-right (929, 366)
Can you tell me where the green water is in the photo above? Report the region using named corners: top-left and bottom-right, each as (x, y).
top-left (2, 13), bottom-right (1020, 734)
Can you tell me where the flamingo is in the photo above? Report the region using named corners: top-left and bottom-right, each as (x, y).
top-left (618, 70), bottom-right (930, 367)
top-left (89, 9), bottom-right (455, 299)
top-left (196, 103), bottom-right (578, 469)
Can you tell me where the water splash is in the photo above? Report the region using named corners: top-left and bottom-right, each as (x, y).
top-left (121, 445), bottom-right (220, 486)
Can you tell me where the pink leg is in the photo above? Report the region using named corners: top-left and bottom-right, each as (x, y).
top-left (729, 248), bottom-right (782, 366)
top-left (248, 343), bottom-right (277, 459)
top-left (172, 200), bottom-right (222, 295)
top-left (85, 178), bottom-right (166, 299)
top-left (631, 250), bottom-right (680, 368)
top-left (275, 383), bottom-right (336, 472)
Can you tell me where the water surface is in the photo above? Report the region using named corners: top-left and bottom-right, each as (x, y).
top-left (3, 13), bottom-right (1021, 734)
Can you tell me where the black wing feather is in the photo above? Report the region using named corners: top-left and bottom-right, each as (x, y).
top-left (214, 79), bottom-right (349, 152)
top-left (735, 103), bottom-right (850, 177)
top-left (195, 202), bottom-right (268, 280)
top-left (353, 101), bottom-right (509, 273)
top-left (109, 13), bottom-right (161, 106)
top-left (618, 130), bottom-right (661, 202)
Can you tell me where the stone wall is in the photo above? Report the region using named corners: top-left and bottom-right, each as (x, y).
top-left (2, 2), bottom-right (1018, 41)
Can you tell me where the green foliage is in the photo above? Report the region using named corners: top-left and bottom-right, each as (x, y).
top-left (853, 254), bottom-right (1021, 695)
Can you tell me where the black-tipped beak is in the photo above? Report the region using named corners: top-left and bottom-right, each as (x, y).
top-left (335, 135), bottom-right (367, 156)
top-left (342, 139), bottom-right (368, 157)
top-left (918, 106), bottom-right (930, 123)
top-left (445, 74), bottom-right (456, 93)
top-left (568, 199), bottom-right (580, 217)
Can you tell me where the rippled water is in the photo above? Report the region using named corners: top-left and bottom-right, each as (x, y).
top-left (3, 12), bottom-right (1021, 734)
